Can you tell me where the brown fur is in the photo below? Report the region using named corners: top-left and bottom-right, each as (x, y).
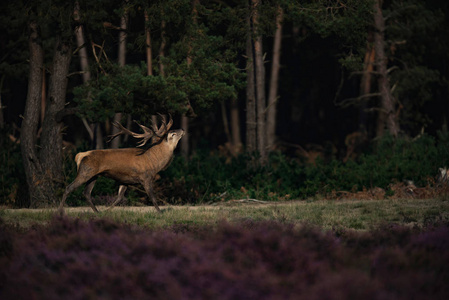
top-left (59, 129), bottom-right (184, 213)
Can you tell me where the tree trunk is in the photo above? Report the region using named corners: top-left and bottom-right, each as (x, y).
top-left (159, 17), bottom-right (166, 76)
top-left (266, 5), bottom-right (283, 151)
top-left (118, 8), bottom-right (127, 67)
top-left (0, 77), bottom-right (3, 128)
top-left (21, 21), bottom-right (72, 208)
top-left (111, 6), bottom-right (128, 149)
top-left (230, 97), bottom-right (242, 154)
top-left (180, 0), bottom-right (200, 159)
top-left (146, 8), bottom-right (156, 137)
top-left (39, 37), bottom-right (72, 205)
top-left (245, 8), bottom-right (256, 153)
top-left (181, 114), bottom-right (189, 158)
top-left (252, 0), bottom-right (267, 164)
top-left (40, 66), bottom-right (46, 126)
top-left (360, 35), bottom-right (375, 97)
top-left (359, 32), bottom-right (375, 131)
top-left (145, 9), bottom-right (153, 76)
top-left (74, 1), bottom-right (103, 149)
top-left (21, 21), bottom-right (46, 207)
top-left (74, 2), bottom-right (91, 84)
top-left (373, 0), bottom-right (399, 137)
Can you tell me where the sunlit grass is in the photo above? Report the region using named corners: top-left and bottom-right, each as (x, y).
top-left (1, 198), bottom-right (448, 230)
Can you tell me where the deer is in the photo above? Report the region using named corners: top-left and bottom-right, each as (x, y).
top-left (59, 115), bottom-right (184, 214)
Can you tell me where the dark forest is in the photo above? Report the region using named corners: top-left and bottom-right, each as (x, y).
top-left (1, 0), bottom-right (449, 207)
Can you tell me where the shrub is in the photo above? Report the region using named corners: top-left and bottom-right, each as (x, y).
top-left (160, 132), bottom-right (449, 203)
top-left (0, 217), bottom-right (448, 299)
top-left (0, 128), bottom-right (27, 207)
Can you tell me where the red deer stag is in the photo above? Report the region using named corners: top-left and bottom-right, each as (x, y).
top-left (59, 116), bottom-right (184, 213)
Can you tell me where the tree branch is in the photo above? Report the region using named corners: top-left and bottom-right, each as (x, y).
top-left (56, 107), bottom-right (79, 122)
top-left (335, 93), bottom-right (381, 108)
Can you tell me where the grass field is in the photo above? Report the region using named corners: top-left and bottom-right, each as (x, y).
top-left (2, 197), bottom-right (448, 230)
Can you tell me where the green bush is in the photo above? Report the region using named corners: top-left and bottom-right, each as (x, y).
top-left (0, 128), bottom-right (27, 207)
top-left (301, 132), bottom-right (449, 196)
top-left (344, 132), bottom-right (449, 188)
top-left (160, 131), bottom-right (449, 203)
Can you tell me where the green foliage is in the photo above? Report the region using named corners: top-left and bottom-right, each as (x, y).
top-left (163, 32), bottom-right (245, 112)
top-left (304, 132), bottom-right (449, 194)
top-left (391, 66), bottom-right (441, 132)
top-left (160, 132), bottom-right (449, 203)
top-left (286, 0), bottom-right (373, 71)
top-left (385, 0), bottom-right (446, 134)
top-left (73, 0), bottom-right (245, 122)
top-left (74, 54), bottom-right (244, 122)
top-left (0, 128), bottom-right (26, 207)
top-left (73, 64), bottom-right (148, 122)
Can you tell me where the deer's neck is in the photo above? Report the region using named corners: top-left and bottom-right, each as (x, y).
top-left (143, 142), bottom-right (173, 173)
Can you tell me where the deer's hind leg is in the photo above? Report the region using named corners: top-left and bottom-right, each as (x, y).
top-left (59, 175), bottom-right (91, 214)
top-left (83, 178), bottom-right (99, 213)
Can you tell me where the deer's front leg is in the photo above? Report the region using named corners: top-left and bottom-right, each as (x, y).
top-left (143, 180), bottom-right (161, 213)
top-left (107, 185), bottom-right (128, 211)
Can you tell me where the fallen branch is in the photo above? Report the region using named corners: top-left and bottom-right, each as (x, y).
top-left (230, 198), bottom-right (269, 204)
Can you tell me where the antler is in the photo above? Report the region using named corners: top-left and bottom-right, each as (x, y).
top-left (108, 115), bottom-right (173, 147)
top-left (151, 113), bottom-right (173, 141)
